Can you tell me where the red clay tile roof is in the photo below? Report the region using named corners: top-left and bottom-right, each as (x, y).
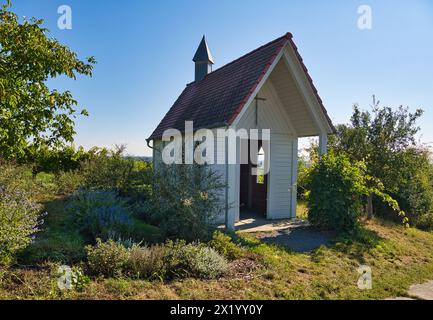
top-left (148, 33), bottom-right (334, 140)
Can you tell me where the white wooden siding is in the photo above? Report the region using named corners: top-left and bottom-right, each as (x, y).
top-left (152, 139), bottom-right (163, 170)
top-left (267, 133), bottom-right (295, 219)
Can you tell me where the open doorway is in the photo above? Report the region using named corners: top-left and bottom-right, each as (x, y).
top-left (240, 140), bottom-right (268, 219)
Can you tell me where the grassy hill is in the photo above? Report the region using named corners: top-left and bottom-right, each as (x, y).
top-left (1, 199), bottom-right (433, 300)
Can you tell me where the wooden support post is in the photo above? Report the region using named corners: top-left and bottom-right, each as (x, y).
top-left (319, 133), bottom-right (328, 156)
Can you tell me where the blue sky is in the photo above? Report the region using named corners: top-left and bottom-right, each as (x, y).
top-left (8, 0), bottom-right (433, 156)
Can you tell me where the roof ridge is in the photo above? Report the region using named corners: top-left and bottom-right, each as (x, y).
top-left (186, 32), bottom-right (292, 86)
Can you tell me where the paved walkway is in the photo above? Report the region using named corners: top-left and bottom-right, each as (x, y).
top-left (386, 280), bottom-right (433, 300)
top-left (386, 281), bottom-right (433, 300)
top-left (234, 212), bottom-right (331, 252)
top-left (407, 280), bottom-right (433, 300)
top-left (254, 228), bottom-right (332, 252)
top-left (235, 214), bottom-right (309, 233)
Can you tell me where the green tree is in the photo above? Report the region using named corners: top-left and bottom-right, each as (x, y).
top-left (330, 96), bottom-right (431, 219)
top-left (306, 152), bottom-right (367, 233)
top-left (332, 97), bottom-right (423, 186)
top-left (0, 1), bottom-right (95, 159)
top-left (80, 145), bottom-right (136, 194)
top-left (26, 144), bottom-right (89, 175)
top-left (306, 152), bottom-right (406, 233)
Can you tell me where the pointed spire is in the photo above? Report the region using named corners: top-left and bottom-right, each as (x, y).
top-left (193, 35), bottom-right (214, 64)
top-left (193, 36), bottom-right (214, 81)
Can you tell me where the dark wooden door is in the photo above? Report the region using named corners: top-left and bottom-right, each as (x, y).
top-left (250, 141), bottom-right (268, 215)
top-left (240, 163), bottom-right (250, 209)
top-left (250, 169), bottom-right (267, 215)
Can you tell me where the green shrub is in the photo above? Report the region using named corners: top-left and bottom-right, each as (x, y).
top-left (129, 219), bottom-right (163, 244)
top-left (35, 172), bottom-right (57, 192)
top-left (86, 239), bottom-right (130, 277)
top-left (66, 191), bottom-right (161, 243)
top-left (306, 152), bottom-right (405, 233)
top-left (67, 191), bottom-right (132, 241)
top-left (0, 163), bottom-right (49, 199)
top-left (146, 164), bottom-right (225, 242)
top-left (415, 213), bottom-right (433, 231)
top-left (297, 156), bottom-right (312, 201)
top-left (329, 103), bottom-right (432, 225)
top-left (55, 170), bottom-right (84, 195)
top-left (86, 239), bottom-right (227, 280)
top-left (27, 145), bottom-right (89, 175)
top-left (78, 146), bottom-right (152, 200)
top-left (188, 246), bottom-right (228, 279)
top-left (19, 231), bottom-right (86, 264)
top-left (81, 146), bottom-right (136, 194)
top-left (371, 149), bottom-right (433, 223)
top-left (71, 266), bottom-right (91, 291)
top-left (120, 160), bottom-right (152, 201)
top-left (126, 244), bottom-right (166, 280)
top-left (395, 149), bottom-right (433, 220)
top-left (0, 186), bottom-right (43, 265)
top-left (209, 231), bottom-right (245, 261)
top-left (165, 240), bottom-right (228, 279)
top-left (305, 153), bottom-right (367, 232)
top-left (0, 163), bottom-right (30, 191)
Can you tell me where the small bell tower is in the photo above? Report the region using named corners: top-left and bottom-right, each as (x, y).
top-left (192, 35), bottom-right (214, 82)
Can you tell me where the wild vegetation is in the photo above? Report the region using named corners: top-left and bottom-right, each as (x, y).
top-left (306, 151), bottom-right (406, 233)
top-left (301, 97), bottom-right (433, 234)
top-left (330, 98), bottom-right (433, 226)
top-left (1, 1), bottom-right (433, 300)
top-left (0, 180), bottom-right (43, 265)
top-left (2, 216), bottom-right (433, 299)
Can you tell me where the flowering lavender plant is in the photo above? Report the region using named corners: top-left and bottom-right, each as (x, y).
top-left (66, 191), bottom-right (135, 241)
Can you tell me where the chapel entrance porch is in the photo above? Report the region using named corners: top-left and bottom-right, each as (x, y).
top-left (239, 140), bottom-right (268, 219)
